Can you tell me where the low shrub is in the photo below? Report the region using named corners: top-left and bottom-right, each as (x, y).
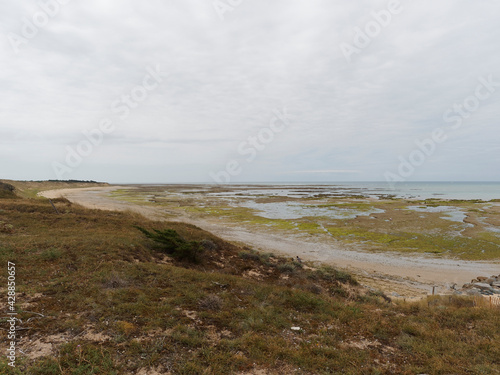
top-left (201, 239), bottom-right (218, 251)
top-left (277, 262), bottom-right (296, 273)
top-left (0, 221), bottom-right (14, 234)
top-left (316, 265), bottom-right (358, 285)
top-left (199, 294), bottom-right (223, 310)
top-left (40, 248), bottom-right (62, 261)
top-left (135, 226), bottom-right (204, 263)
top-left (0, 182), bottom-right (17, 199)
top-left (238, 250), bottom-right (261, 261)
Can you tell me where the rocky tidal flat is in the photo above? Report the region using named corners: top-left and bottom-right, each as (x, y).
top-left (113, 184), bottom-right (500, 261)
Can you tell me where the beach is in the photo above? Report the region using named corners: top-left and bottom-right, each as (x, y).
top-left (40, 185), bottom-right (500, 297)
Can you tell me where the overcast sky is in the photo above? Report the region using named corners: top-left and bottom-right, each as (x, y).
top-left (1, 0), bottom-right (499, 183)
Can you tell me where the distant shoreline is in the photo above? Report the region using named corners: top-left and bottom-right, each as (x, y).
top-left (101, 181), bottom-right (500, 201)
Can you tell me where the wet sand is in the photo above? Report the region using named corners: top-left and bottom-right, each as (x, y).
top-left (40, 186), bottom-right (500, 297)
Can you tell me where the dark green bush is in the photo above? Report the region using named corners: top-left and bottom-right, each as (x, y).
top-left (135, 226), bottom-right (203, 263)
top-left (0, 182), bottom-right (17, 199)
top-left (315, 265), bottom-right (358, 285)
top-left (238, 250), bottom-right (261, 261)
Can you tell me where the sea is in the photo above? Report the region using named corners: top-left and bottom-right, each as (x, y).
top-left (217, 182), bottom-right (500, 201)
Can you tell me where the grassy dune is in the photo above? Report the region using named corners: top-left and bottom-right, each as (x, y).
top-left (0, 180), bottom-right (107, 199)
top-left (0, 188), bottom-right (499, 374)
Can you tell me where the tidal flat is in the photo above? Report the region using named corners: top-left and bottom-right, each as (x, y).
top-left (109, 184), bottom-right (500, 261)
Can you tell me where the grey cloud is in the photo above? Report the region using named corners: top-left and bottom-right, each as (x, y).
top-left (1, 0), bottom-right (499, 182)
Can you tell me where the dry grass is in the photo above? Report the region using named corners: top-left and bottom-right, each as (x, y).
top-left (0, 179), bottom-right (107, 199)
top-left (0, 191), bottom-right (499, 374)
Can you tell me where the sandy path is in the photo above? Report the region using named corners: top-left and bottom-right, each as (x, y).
top-left (40, 186), bottom-right (500, 296)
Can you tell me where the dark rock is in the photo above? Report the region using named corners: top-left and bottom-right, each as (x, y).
top-left (473, 282), bottom-right (494, 290)
top-left (480, 290), bottom-right (494, 296)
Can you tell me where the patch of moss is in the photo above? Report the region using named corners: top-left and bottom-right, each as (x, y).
top-left (327, 226), bottom-right (398, 244)
top-left (326, 225), bottom-right (500, 260)
top-left (295, 222), bottom-right (324, 234)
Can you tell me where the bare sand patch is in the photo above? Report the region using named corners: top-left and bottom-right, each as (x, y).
top-left (19, 334), bottom-right (69, 359)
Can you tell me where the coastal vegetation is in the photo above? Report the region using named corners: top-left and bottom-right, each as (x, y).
top-left (0, 180), bottom-right (107, 199)
top-left (0, 183), bottom-right (498, 374)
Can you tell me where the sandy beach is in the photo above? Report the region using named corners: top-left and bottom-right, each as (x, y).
top-left (40, 186), bottom-right (500, 297)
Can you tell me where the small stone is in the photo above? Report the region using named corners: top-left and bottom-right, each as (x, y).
top-left (291, 327), bottom-right (301, 331)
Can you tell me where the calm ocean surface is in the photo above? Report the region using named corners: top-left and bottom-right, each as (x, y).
top-left (224, 182), bottom-right (500, 201)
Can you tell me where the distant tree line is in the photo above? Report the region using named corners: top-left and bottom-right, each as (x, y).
top-left (47, 180), bottom-right (101, 183)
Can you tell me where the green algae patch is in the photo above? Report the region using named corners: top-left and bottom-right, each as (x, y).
top-left (326, 225), bottom-right (500, 260)
top-left (185, 205), bottom-right (299, 231)
top-left (295, 222), bottom-right (324, 235)
top-left (326, 226), bottom-right (399, 245)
